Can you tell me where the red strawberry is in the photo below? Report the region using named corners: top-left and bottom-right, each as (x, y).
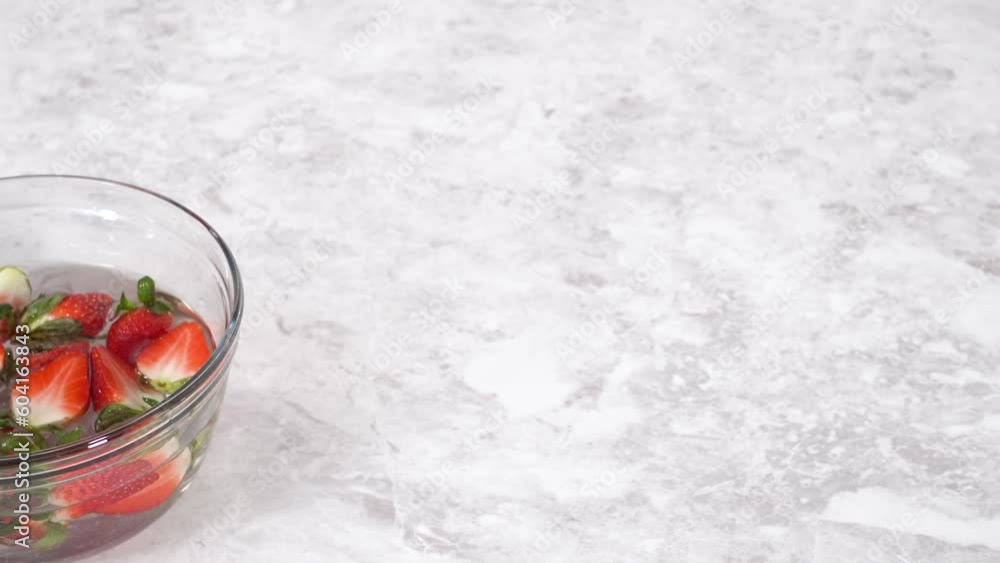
top-left (27, 342), bottom-right (90, 370)
top-left (137, 322), bottom-right (212, 393)
top-left (47, 293), bottom-right (114, 336)
top-left (12, 351), bottom-right (90, 429)
top-left (21, 293), bottom-right (114, 339)
top-left (96, 439), bottom-right (191, 515)
top-left (50, 459), bottom-right (159, 522)
top-left (107, 308), bottom-right (173, 365)
top-left (51, 438), bottom-right (191, 521)
top-left (90, 346), bottom-right (162, 432)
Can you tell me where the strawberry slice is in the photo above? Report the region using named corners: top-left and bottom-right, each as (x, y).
top-left (107, 308), bottom-right (173, 365)
top-left (137, 322), bottom-right (212, 393)
top-left (3, 342), bottom-right (88, 388)
top-left (27, 342), bottom-right (91, 370)
top-left (20, 293), bottom-right (114, 339)
top-left (96, 438), bottom-right (191, 515)
top-left (90, 346), bottom-right (163, 432)
top-left (0, 266), bottom-right (32, 310)
top-left (50, 458), bottom-right (159, 522)
top-left (12, 351), bottom-right (90, 429)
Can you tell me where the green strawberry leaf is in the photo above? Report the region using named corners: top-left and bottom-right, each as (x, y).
top-left (149, 299), bottom-right (173, 315)
top-left (0, 518), bottom-right (18, 537)
top-left (28, 318), bottom-right (82, 341)
top-left (94, 404), bottom-right (144, 432)
top-left (137, 276), bottom-right (156, 308)
top-left (0, 434), bottom-right (23, 454)
top-left (0, 349), bottom-right (12, 385)
top-left (20, 294), bottom-right (64, 329)
top-left (0, 432), bottom-right (42, 454)
top-left (144, 376), bottom-right (189, 394)
top-left (190, 428), bottom-right (214, 460)
top-left (34, 520), bottom-right (68, 550)
top-left (0, 303), bottom-right (13, 340)
top-left (138, 276), bottom-right (173, 314)
top-left (116, 291), bottom-right (137, 314)
top-left (55, 426), bottom-right (84, 445)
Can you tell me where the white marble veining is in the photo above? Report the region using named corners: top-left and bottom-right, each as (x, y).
top-left (2, 0), bottom-right (1000, 561)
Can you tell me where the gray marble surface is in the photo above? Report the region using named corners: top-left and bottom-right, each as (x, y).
top-left (3, 0), bottom-right (1000, 561)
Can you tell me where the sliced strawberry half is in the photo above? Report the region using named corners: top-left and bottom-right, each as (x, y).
top-left (0, 266), bottom-right (32, 310)
top-left (20, 293), bottom-right (114, 339)
top-left (96, 438), bottom-right (192, 515)
top-left (107, 308), bottom-right (173, 365)
top-left (90, 346), bottom-right (163, 432)
top-left (13, 351), bottom-right (90, 429)
top-left (27, 342), bottom-right (91, 370)
top-left (137, 322), bottom-right (212, 393)
top-left (50, 458), bottom-right (159, 522)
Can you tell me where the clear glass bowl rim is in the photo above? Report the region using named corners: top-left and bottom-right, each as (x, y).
top-left (0, 174), bottom-right (244, 468)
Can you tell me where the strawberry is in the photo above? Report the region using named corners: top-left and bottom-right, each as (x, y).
top-left (109, 275), bottom-right (174, 364)
top-left (52, 438), bottom-right (191, 521)
top-left (96, 438), bottom-right (191, 515)
top-left (137, 322), bottom-right (212, 393)
top-left (20, 293), bottom-right (114, 339)
top-left (26, 342), bottom-right (90, 370)
top-left (50, 459), bottom-right (159, 522)
top-left (90, 346), bottom-right (162, 432)
top-left (107, 308), bottom-right (173, 365)
top-left (107, 276), bottom-right (174, 366)
top-left (0, 266), bottom-right (32, 311)
top-left (12, 351), bottom-right (90, 429)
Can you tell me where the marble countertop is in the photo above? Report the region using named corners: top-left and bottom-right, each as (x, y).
top-left (3, 0), bottom-right (1000, 561)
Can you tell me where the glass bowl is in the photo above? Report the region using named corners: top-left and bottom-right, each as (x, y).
top-left (0, 175), bottom-right (242, 561)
